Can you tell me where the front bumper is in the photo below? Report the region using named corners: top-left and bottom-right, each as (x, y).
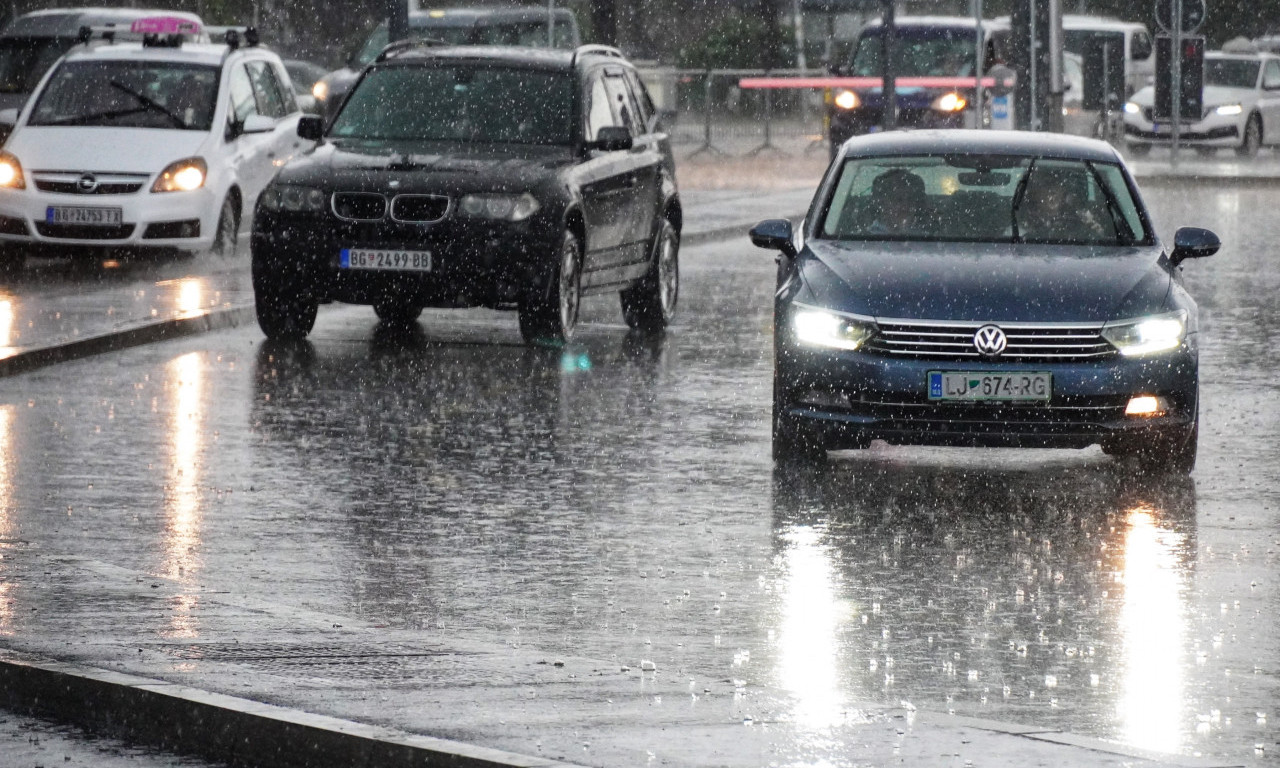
top-left (251, 210), bottom-right (561, 309)
top-left (1123, 113), bottom-right (1241, 146)
top-left (778, 340), bottom-right (1198, 451)
top-left (0, 186), bottom-right (218, 253)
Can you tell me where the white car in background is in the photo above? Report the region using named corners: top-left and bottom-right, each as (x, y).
top-left (1123, 50), bottom-right (1280, 157)
top-left (0, 18), bottom-right (310, 269)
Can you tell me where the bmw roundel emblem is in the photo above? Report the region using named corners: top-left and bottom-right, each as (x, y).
top-left (973, 324), bottom-right (1008, 357)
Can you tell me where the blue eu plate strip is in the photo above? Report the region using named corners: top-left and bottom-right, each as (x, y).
top-left (339, 248), bottom-right (350, 268)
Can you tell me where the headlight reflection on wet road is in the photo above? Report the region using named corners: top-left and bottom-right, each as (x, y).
top-left (776, 525), bottom-right (849, 729)
top-left (1118, 504), bottom-right (1188, 754)
top-left (0, 405), bottom-right (12, 635)
top-left (163, 352), bottom-right (205, 638)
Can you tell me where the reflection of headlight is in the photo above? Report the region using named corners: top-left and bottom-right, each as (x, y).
top-left (834, 89), bottom-right (860, 110)
top-left (151, 157), bottom-right (206, 192)
top-left (312, 80), bottom-right (329, 101)
top-left (459, 192), bottom-right (540, 222)
top-left (931, 92), bottom-right (967, 112)
top-left (0, 150), bottom-right (24, 189)
top-left (1101, 310), bottom-right (1188, 356)
top-left (1124, 101), bottom-right (1141, 114)
top-left (1214, 103), bottom-right (1243, 116)
top-left (792, 307), bottom-right (877, 351)
top-left (259, 184), bottom-right (327, 212)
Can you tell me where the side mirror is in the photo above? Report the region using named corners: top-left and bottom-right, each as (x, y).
top-left (242, 114), bottom-right (275, 134)
top-left (0, 108), bottom-right (17, 125)
top-left (297, 114), bottom-right (324, 141)
top-left (1170, 226), bottom-right (1220, 265)
top-left (586, 125), bottom-right (632, 152)
top-left (750, 218), bottom-right (796, 258)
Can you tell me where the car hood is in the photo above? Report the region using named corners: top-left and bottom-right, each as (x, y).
top-left (6, 127), bottom-right (208, 174)
top-left (1129, 84), bottom-right (1256, 108)
top-left (279, 140), bottom-right (576, 193)
top-left (795, 239), bottom-right (1172, 323)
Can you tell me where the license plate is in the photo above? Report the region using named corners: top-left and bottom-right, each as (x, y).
top-left (928, 371), bottom-right (1051, 401)
top-left (339, 248), bottom-right (432, 272)
top-left (45, 206), bottom-right (122, 226)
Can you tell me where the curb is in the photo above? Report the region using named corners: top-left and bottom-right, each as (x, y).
top-left (0, 305), bottom-right (257, 379)
top-left (0, 652), bottom-right (583, 768)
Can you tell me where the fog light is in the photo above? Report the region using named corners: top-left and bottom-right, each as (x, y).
top-left (1125, 395), bottom-right (1167, 417)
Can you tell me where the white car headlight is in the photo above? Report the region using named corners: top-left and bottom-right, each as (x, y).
top-left (1124, 101), bottom-right (1141, 115)
top-left (1214, 103), bottom-right (1244, 116)
top-left (259, 184), bottom-right (327, 213)
top-left (459, 192), bottom-right (540, 222)
top-left (1101, 310), bottom-right (1188, 356)
top-left (792, 307), bottom-right (876, 351)
top-left (151, 157), bottom-right (206, 193)
top-left (0, 150), bottom-right (24, 189)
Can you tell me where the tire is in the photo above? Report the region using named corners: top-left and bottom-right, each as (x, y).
top-left (254, 277), bottom-right (318, 340)
top-left (772, 356), bottom-right (825, 464)
top-left (213, 195), bottom-right (240, 257)
top-left (1236, 115), bottom-right (1261, 158)
top-left (1106, 413), bottom-right (1198, 476)
top-left (518, 230), bottom-right (581, 346)
top-left (1126, 143), bottom-right (1152, 157)
top-left (373, 300), bottom-right (423, 324)
top-left (621, 217), bottom-right (678, 334)
top-left (0, 244), bottom-right (22, 276)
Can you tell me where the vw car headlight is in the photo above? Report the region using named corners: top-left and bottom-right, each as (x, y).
top-left (0, 150), bottom-right (25, 189)
top-left (259, 184), bottom-right (327, 213)
top-left (1214, 103), bottom-right (1243, 116)
top-left (793, 307), bottom-right (877, 351)
top-left (151, 157), bottom-right (206, 193)
top-left (459, 192), bottom-right (540, 222)
top-left (1101, 310), bottom-right (1188, 356)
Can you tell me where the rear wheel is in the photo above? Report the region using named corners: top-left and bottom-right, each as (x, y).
top-left (212, 195), bottom-right (240, 257)
top-left (1236, 114), bottom-right (1262, 157)
top-left (254, 276), bottom-right (317, 340)
top-left (519, 230), bottom-right (581, 346)
top-left (621, 217), bottom-right (678, 334)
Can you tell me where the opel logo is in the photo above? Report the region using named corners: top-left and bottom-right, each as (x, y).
top-left (973, 324), bottom-right (1008, 357)
top-left (76, 173), bottom-right (99, 193)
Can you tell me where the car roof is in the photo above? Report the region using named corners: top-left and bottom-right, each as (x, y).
top-left (840, 129), bottom-right (1122, 163)
top-left (1, 8), bottom-right (203, 37)
top-left (381, 44), bottom-right (621, 71)
top-left (863, 15), bottom-right (1008, 30)
top-left (62, 41), bottom-right (271, 67)
top-left (1061, 15), bottom-right (1148, 32)
top-left (408, 6), bottom-right (575, 28)
top-left (1207, 50), bottom-right (1275, 61)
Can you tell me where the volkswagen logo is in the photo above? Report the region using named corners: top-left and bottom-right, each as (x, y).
top-left (76, 173), bottom-right (99, 193)
top-left (973, 324), bottom-right (1008, 357)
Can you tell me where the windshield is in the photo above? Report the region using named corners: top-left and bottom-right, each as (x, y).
top-left (1205, 58), bottom-right (1260, 88)
top-left (29, 60), bottom-right (219, 130)
top-left (330, 64), bottom-right (573, 145)
top-left (0, 36), bottom-right (77, 94)
top-left (352, 18), bottom-right (571, 67)
top-left (849, 27), bottom-right (977, 77)
top-left (817, 154), bottom-right (1150, 246)
top-left (1063, 29), bottom-right (1124, 56)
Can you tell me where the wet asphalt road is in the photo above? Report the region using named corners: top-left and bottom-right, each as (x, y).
top-left (0, 183), bottom-right (1277, 767)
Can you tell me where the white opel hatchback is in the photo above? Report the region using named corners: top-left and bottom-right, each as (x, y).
top-left (0, 18), bottom-right (309, 268)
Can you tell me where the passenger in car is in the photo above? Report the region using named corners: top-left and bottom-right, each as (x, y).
top-left (1017, 166), bottom-right (1113, 242)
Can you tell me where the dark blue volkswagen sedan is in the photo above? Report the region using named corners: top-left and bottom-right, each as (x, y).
top-left (752, 130), bottom-right (1219, 473)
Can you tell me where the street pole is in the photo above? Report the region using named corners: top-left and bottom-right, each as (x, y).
top-left (974, 0), bottom-right (984, 128)
top-left (548, 0), bottom-right (555, 48)
top-left (1029, 0), bottom-right (1039, 130)
top-left (387, 0), bottom-right (409, 44)
top-left (1171, 0), bottom-right (1182, 168)
top-left (882, 0), bottom-right (896, 131)
top-left (1047, 0), bottom-right (1063, 132)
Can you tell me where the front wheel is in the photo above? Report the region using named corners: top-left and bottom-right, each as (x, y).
top-left (1236, 115), bottom-right (1262, 158)
top-left (212, 195), bottom-right (240, 257)
top-left (254, 277), bottom-right (317, 340)
top-left (772, 371), bottom-right (825, 464)
top-left (621, 217), bottom-right (679, 334)
top-left (519, 230), bottom-right (581, 346)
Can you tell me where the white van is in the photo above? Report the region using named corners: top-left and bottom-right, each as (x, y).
top-left (1061, 15), bottom-right (1155, 98)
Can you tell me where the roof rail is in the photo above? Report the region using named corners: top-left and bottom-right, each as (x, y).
top-left (570, 44), bottom-right (624, 67)
top-left (373, 37), bottom-right (446, 63)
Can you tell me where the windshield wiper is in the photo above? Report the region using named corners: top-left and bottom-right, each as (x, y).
top-left (1083, 161), bottom-right (1137, 245)
top-left (1008, 158), bottom-right (1036, 243)
top-left (109, 80), bottom-right (187, 129)
top-left (41, 106), bottom-right (149, 126)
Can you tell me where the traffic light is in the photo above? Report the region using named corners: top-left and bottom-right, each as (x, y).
top-left (1154, 35), bottom-right (1205, 121)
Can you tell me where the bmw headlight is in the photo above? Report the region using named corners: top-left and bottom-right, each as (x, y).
top-left (1101, 310), bottom-right (1188, 356)
top-left (459, 192), bottom-right (540, 222)
top-left (792, 307), bottom-right (877, 351)
top-left (259, 184), bottom-right (327, 213)
top-left (1214, 103), bottom-right (1243, 116)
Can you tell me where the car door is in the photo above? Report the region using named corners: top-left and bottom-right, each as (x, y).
top-left (244, 59), bottom-right (305, 205)
top-left (577, 68), bottom-right (638, 288)
top-left (1258, 59), bottom-right (1280, 143)
top-left (224, 61), bottom-right (275, 207)
top-left (614, 68), bottom-right (666, 276)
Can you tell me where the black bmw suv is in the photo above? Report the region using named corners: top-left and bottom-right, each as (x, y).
top-left (251, 44), bottom-right (680, 344)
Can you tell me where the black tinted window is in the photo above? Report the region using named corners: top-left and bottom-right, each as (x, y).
top-left (0, 36), bottom-right (76, 94)
top-left (331, 65), bottom-right (573, 145)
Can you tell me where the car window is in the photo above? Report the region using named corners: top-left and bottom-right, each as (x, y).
top-left (585, 72), bottom-right (616, 140)
top-left (817, 155), bottom-right (1149, 246)
top-left (227, 62), bottom-right (257, 123)
top-left (246, 60), bottom-right (287, 119)
top-left (1264, 60), bottom-right (1280, 89)
top-left (625, 70), bottom-right (656, 131)
top-left (330, 64), bottom-right (573, 145)
top-left (1204, 58), bottom-right (1261, 89)
top-left (28, 60), bottom-right (219, 130)
top-left (0, 36), bottom-right (77, 95)
top-left (602, 71), bottom-right (642, 136)
top-left (270, 61), bottom-right (299, 113)
top-left (1131, 31), bottom-right (1152, 60)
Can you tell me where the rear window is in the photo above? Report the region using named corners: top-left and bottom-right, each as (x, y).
top-left (817, 154), bottom-right (1151, 246)
top-left (329, 64), bottom-right (573, 145)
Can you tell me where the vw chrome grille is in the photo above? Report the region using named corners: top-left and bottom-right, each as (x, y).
top-left (332, 192), bottom-right (388, 221)
top-left (863, 319), bottom-right (1114, 362)
top-left (390, 194), bottom-right (449, 223)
